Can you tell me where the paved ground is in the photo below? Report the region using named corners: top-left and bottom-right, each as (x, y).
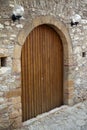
top-left (15, 101), bottom-right (87, 130)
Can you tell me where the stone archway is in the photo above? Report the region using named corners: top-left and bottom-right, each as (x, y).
top-left (13, 15), bottom-right (74, 107)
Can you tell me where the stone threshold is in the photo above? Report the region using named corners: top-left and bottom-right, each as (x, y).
top-left (23, 105), bottom-right (68, 126)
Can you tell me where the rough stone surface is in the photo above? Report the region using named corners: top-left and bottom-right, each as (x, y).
top-left (0, 0), bottom-right (87, 128)
top-left (15, 101), bottom-right (87, 130)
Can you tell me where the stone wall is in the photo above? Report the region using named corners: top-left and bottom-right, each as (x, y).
top-left (0, 0), bottom-right (87, 129)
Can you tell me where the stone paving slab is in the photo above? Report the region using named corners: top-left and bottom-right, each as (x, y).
top-left (15, 101), bottom-right (87, 130)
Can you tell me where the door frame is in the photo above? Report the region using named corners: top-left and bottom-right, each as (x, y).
top-left (13, 15), bottom-right (74, 106)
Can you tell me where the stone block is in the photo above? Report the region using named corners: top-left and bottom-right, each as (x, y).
top-left (9, 97), bottom-right (21, 105)
top-left (0, 48), bottom-right (8, 57)
top-left (12, 116), bottom-right (22, 128)
top-left (68, 99), bottom-right (74, 105)
top-left (0, 67), bottom-right (11, 75)
top-left (0, 92), bottom-right (4, 97)
top-left (12, 59), bottom-right (21, 73)
top-left (13, 45), bottom-right (22, 59)
top-left (0, 0), bottom-right (9, 6)
top-left (5, 88), bottom-right (21, 98)
top-left (0, 85), bottom-right (9, 92)
top-left (14, 103), bottom-right (21, 110)
top-left (65, 80), bottom-right (74, 87)
top-left (9, 110), bottom-right (21, 119)
top-left (0, 98), bottom-right (5, 105)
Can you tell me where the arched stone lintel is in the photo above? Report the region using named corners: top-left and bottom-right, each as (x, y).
top-left (17, 15), bottom-right (72, 54)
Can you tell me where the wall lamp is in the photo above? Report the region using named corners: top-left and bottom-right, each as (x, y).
top-left (11, 1), bottom-right (24, 22)
top-left (70, 14), bottom-right (81, 27)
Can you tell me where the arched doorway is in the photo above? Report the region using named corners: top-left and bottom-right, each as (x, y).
top-left (21, 24), bottom-right (63, 122)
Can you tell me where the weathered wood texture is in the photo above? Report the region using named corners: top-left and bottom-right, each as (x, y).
top-left (21, 24), bottom-right (63, 121)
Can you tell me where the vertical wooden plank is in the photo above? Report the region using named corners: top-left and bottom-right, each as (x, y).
top-left (33, 27), bottom-right (37, 116)
top-left (46, 26), bottom-right (50, 111)
top-left (40, 26), bottom-right (44, 113)
top-left (38, 27), bottom-right (41, 114)
top-left (24, 43), bottom-right (26, 121)
top-left (27, 36), bottom-right (30, 119)
top-left (28, 34), bottom-right (32, 119)
top-left (31, 30), bottom-right (35, 118)
top-left (21, 45), bottom-right (24, 121)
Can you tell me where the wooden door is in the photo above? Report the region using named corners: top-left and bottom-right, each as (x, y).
top-left (21, 24), bottom-right (63, 122)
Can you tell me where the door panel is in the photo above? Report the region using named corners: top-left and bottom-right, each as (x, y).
top-left (21, 24), bottom-right (63, 122)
